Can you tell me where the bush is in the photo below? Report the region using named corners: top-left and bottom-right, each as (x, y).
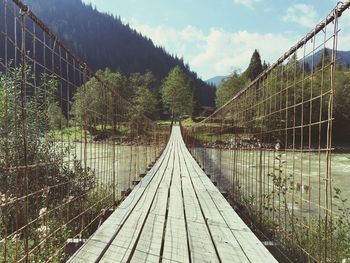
top-left (0, 66), bottom-right (95, 261)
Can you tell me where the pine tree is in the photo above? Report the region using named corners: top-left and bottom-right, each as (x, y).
top-left (244, 49), bottom-right (263, 81)
top-left (262, 60), bottom-right (268, 71)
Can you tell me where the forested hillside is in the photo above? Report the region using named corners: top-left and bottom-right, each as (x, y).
top-left (215, 49), bottom-right (350, 144)
top-left (23, 0), bottom-right (216, 107)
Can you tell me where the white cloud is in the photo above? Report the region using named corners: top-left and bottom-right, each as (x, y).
top-left (130, 19), bottom-right (296, 79)
top-left (191, 29), bottom-right (295, 78)
top-left (129, 19), bottom-right (205, 57)
top-left (232, 0), bottom-right (261, 9)
top-left (282, 4), bottom-right (318, 28)
top-left (338, 10), bottom-right (350, 51)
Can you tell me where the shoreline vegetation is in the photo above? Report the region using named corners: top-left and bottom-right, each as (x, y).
top-left (0, 65), bottom-right (168, 261)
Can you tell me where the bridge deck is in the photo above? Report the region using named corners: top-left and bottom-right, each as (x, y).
top-left (68, 126), bottom-right (277, 263)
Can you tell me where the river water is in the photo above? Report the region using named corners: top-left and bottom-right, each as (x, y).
top-left (72, 142), bottom-right (159, 198)
top-left (72, 142), bottom-right (350, 216)
top-left (192, 147), bottom-right (350, 217)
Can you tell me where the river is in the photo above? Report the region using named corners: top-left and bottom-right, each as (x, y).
top-left (192, 147), bottom-right (350, 217)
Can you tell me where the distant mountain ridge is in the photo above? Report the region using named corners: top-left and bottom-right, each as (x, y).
top-left (22, 0), bottom-right (216, 106)
top-left (205, 76), bottom-right (228, 87)
top-left (303, 48), bottom-right (350, 68)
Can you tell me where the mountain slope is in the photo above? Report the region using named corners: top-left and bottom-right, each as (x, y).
top-left (205, 76), bottom-right (228, 87)
top-left (23, 0), bottom-right (216, 106)
top-left (303, 48), bottom-right (350, 68)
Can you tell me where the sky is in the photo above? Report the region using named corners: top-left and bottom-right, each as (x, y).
top-left (81, 0), bottom-right (350, 80)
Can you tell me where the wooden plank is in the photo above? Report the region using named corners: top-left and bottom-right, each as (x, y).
top-left (129, 143), bottom-right (178, 262)
top-left (68, 137), bottom-right (175, 262)
top-left (178, 140), bottom-right (249, 262)
top-left (184, 163), bottom-right (250, 262)
top-left (177, 132), bottom-right (220, 263)
top-left (99, 140), bottom-right (176, 262)
top-left (162, 140), bottom-right (189, 263)
top-left (179, 137), bottom-right (277, 263)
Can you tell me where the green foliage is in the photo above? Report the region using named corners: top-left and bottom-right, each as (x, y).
top-left (331, 188), bottom-right (350, 260)
top-left (161, 66), bottom-right (194, 117)
top-left (71, 76), bottom-right (104, 131)
top-left (133, 86), bottom-right (158, 119)
top-left (156, 120), bottom-right (172, 126)
top-left (244, 49), bottom-right (264, 81)
top-left (97, 68), bottom-right (128, 98)
top-left (71, 68), bottom-right (160, 139)
top-left (334, 71), bottom-right (350, 120)
top-left (0, 66), bottom-right (95, 261)
top-left (215, 71), bottom-right (247, 108)
top-left (98, 69), bottom-right (128, 132)
top-left (129, 71), bottom-right (159, 119)
top-left (216, 53), bottom-right (350, 143)
top-left (71, 68), bottom-right (127, 132)
top-left (48, 127), bottom-right (92, 142)
top-left (262, 60), bottom-right (269, 71)
top-left (47, 102), bottom-right (67, 130)
top-left (0, 67), bottom-right (59, 134)
top-left (129, 71), bottom-right (157, 93)
top-left (284, 188), bottom-right (350, 262)
top-left (181, 118), bottom-right (195, 127)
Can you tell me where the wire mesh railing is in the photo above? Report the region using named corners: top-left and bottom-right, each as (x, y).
top-left (0, 0), bottom-right (169, 261)
top-left (183, 2), bottom-right (350, 262)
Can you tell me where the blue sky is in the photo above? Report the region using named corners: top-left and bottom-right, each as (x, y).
top-left (82, 0), bottom-right (350, 79)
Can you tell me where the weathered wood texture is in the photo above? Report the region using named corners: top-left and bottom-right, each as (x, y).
top-left (68, 126), bottom-right (277, 263)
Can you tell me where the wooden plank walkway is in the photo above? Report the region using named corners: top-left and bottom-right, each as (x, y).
top-left (68, 126), bottom-right (277, 263)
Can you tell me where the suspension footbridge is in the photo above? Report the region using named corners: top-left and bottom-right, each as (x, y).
top-left (1, 0), bottom-right (350, 262)
top-left (68, 126), bottom-right (276, 262)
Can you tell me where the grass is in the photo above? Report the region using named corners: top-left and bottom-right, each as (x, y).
top-left (181, 118), bottom-right (195, 127)
top-left (157, 118), bottom-right (213, 128)
top-left (156, 120), bottom-right (172, 126)
top-left (47, 124), bottom-right (132, 142)
top-left (48, 127), bottom-right (92, 141)
top-left (194, 132), bottom-right (233, 143)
